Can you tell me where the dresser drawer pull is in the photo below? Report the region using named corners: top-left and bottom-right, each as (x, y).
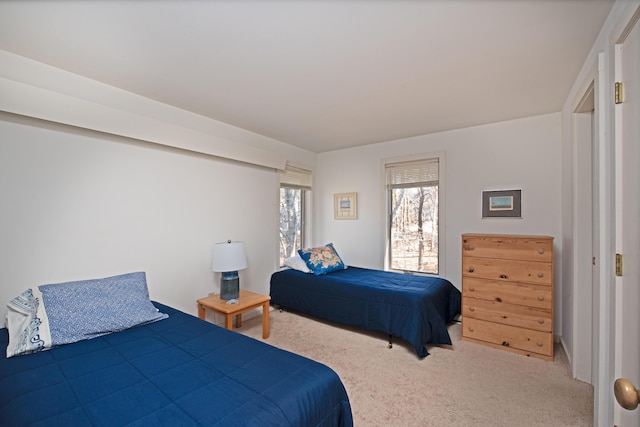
top-left (469, 307), bottom-right (475, 312)
top-left (537, 272), bottom-right (544, 278)
top-left (500, 274), bottom-right (508, 279)
top-left (468, 267), bottom-right (475, 273)
top-left (537, 319), bottom-right (545, 324)
top-left (536, 341), bottom-right (543, 347)
top-left (537, 248), bottom-right (545, 254)
top-left (468, 326), bottom-right (474, 332)
top-left (469, 286), bottom-right (475, 292)
top-left (537, 296), bottom-right (545, 301)
top-left (502, 341), bottom-right (509, 347)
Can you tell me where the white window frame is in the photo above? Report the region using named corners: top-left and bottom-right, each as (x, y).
top-left (381, 152), bottom-right (446, 276)
top-left (278, 165), bottom-right (312, 266)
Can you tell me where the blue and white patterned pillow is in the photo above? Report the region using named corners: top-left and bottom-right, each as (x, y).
top-left (6, 272), bottom-right (168, 357)
top-left (298, 243), bottom-right (346, 275)
top-left (39, 271), bottom-right (167, 346)
top-left (5, 288), bottom-right (48, 357)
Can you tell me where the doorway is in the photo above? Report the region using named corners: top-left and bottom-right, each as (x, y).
top-left (572, 86), bottom-right (596, 385)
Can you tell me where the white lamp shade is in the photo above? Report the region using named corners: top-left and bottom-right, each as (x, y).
top-left (212, 241), bottom-right (248, 272)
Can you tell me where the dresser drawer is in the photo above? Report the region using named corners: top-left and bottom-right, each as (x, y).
top-left (462, 296), bottom-right (552, 332)
top-left (462, 234), bottom-right (553, 263)
top-left (462, 256), bottom-right (552, 286)
top-left (463, 317), bottom-right (553, 357)
top-left (462, 277), bottom-right (552, 309)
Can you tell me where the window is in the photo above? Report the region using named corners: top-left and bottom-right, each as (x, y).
top-left (385, 156), bottom-right (442, 274)
top-left (279, 166), bottom-right (311, 266)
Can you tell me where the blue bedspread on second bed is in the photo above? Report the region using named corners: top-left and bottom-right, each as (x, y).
top-left (270, 267), bottom-right (461, 358)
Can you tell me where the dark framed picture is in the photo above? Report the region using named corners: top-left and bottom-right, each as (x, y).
top-left (482, 189), bottom-right (522, 218)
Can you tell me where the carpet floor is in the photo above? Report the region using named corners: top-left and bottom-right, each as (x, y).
top-left (238, 308), bottom-right (593, 426)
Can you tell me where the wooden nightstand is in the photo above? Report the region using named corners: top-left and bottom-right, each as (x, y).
top-left (197, 289), bottom-right (271, 338)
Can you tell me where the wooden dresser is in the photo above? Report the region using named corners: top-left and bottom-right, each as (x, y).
top-left (461, 233), bottom-right (554, 361)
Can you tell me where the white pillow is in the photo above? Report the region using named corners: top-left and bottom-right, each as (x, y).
top-left (284, 253), bottom-right (312, 273)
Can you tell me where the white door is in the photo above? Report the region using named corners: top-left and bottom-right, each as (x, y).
top-left (613, 13), bottom-right (640, 427)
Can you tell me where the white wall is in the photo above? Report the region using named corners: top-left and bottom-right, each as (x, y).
top-left (0, 49), bottom-right (317, 325)
top-left (315, 113), bottom-right (563, 329)
top-left (0, 114), bottom-right (291, 322)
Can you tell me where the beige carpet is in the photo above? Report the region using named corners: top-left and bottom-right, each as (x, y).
top-left (238, 309), bottom-right (593, 427)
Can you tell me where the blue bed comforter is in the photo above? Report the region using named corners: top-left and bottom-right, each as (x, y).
top-left (0, 303), bottom-right (353, 427)
top-left (270, 267), bottom-right (461, 358)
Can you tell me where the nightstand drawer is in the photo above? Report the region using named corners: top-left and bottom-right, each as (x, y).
top-left (462, 296), bottom-right (552, 332)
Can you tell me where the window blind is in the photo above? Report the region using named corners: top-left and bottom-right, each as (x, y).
top-left (386, 158), bottom-right (439, 189)
top-left (279, 166), bottom-right (312, 190)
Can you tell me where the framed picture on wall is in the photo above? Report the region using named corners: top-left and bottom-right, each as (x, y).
top-left (482, 189), bottom-right (522, 218)
top-left (334, 192), bottom-right (357, 220)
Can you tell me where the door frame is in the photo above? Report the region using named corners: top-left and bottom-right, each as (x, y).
top-left (594, 5), bottom-right (640, 426)
top-left (613, 9), bottom-right (640, 426)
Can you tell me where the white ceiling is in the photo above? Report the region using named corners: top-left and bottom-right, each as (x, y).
top-left (0, 1), bottom-right (614, 153)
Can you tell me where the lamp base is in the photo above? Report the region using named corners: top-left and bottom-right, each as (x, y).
top-left (220, 271), bottom-right (239, 300)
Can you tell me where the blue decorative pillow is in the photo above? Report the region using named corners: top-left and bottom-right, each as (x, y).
top-left (298, 243), bottom-right (346, 275)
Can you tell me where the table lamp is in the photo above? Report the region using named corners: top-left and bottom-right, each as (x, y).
top-left (212, 240), bottom-right (247, 300)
